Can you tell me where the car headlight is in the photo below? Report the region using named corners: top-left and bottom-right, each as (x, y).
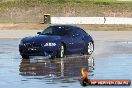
top-left (20, 40), bottom-right (26, 46)
top-left (20, 40), bottom-right (24, 45)
top-left (44, 42), bottom-right (56, 47)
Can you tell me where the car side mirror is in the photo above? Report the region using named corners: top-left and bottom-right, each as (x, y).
top-left (37, 32), bottom-right (41, 34)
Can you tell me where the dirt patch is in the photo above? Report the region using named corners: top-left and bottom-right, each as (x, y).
top-left (0, 23), bottom-right (48, 30)
top-left (0, 23), bottom-right (132, 31)
top-left (0, 2), bottom-right (131, 23)
top-left (78, 24), bottom-right (132, 31)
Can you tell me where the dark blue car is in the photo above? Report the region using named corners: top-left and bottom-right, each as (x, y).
top-left (19, 25), bottom-right (94, 59)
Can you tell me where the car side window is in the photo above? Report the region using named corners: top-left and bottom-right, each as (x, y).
top-left (69, 27), bottom-right (81, 37)
top-left (74, 28), bottom-right (84, 36)
top-left (63, 27), bottom-right (73, 36)
top-left (76, 29), bottom-right (81, 36)
top-left (80, 28), bottom-right (88, 36)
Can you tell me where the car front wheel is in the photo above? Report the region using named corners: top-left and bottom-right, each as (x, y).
top-left (87, 42), bottom-right (94, 55)
top-left (57, 44), bottom-right (65, 58)
top-left (22, 55), bottom-right (29, 59)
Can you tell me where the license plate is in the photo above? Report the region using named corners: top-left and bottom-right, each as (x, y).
top-left (28, 48), bottom-right (37, 51)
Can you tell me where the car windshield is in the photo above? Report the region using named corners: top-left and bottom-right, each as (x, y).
top-left (40, 26), bottom-right (72, 36)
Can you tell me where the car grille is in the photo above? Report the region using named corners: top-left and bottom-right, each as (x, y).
top-left (25, 43), bottom-right (42, 48)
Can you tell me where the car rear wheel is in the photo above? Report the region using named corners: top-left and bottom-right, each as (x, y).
top-left (57, 44), bottom-right (65, 58)
top-left (22, 55), bottom-right (29, 59)
top-left (87, 42), bottom-right (94, 55)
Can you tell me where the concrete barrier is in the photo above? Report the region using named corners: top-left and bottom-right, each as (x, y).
top-left (51, 17), bottom-right (132, 24)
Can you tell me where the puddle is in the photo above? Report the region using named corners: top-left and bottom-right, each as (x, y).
top-left (0, 39), bottom-right (132, 88)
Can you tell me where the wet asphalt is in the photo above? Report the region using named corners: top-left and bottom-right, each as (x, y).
top-left (0, 38), bottom-right (132, 88)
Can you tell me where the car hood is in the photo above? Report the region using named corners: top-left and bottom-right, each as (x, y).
top-left (22, 35), bottom-right (61, 43)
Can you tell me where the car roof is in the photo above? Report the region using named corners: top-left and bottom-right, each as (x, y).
top-left (49, 25), bottom-right (82, 29)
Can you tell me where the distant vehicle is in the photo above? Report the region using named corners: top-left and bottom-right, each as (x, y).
top-left (19, 25), bottom-right (94, 59)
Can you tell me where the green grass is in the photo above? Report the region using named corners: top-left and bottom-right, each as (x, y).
top-left (0, 0), bottom-right (132, 9)
top-left (0, 0), bottom-right (131, 23)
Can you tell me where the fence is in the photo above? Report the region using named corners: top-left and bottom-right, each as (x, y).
top-left (51, 17), bottom-right (132, 24)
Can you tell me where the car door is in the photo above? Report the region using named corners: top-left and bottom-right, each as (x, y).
top-left (64, 28), bottom-right (75, 54)
top-left (71, 28), bottom-right (85, 54)
top-left (64, 27), bottom-right (85, 55)
top-left (67, 28), bottom-right (85, 54)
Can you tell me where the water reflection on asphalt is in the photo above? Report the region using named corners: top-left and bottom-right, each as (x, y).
top-left (19, 56), bottom-right (94, 84)
top-left (0, 39), bottom-right (132, 88)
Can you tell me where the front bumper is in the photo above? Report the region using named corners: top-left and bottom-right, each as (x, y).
top-left (19, 44), bottom-right (59, 57)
